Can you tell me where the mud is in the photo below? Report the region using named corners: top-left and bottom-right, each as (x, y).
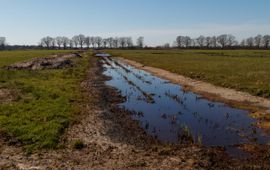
top-left (4, 53), bottom-right (82, 70)
top-left (1, 55), bottom-right (270, 169)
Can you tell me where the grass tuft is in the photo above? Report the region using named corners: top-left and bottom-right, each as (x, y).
top-left (73, 139), bottom-right (85, 150)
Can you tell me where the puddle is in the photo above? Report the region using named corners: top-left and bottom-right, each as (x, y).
top-left (95, 53), bottom-right (111, 57)
top-left (101, 56), bottom-right (270, 156)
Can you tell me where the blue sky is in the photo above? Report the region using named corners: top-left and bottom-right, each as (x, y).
top-left (1, 0), bottom-right (270, 46)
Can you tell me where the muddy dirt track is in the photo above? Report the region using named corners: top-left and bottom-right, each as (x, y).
top-left (1, 55), bottom-right (270, 169)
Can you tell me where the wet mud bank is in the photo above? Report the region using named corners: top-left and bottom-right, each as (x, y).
top-left (100, 56), bottom-right (270, 158)
top-left (4, 53), bottom-right (82, 70)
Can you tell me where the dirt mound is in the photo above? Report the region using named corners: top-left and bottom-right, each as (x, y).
top-left (5, 53), bottom-right (82, 70)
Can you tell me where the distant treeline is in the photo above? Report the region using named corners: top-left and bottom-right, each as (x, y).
top-left (170, 34), bottom-right (270, 49)
top-left (0, 37), bottom-right (6, 50)
top-left (40, 34), bottom-right (270, 49)
top-left (39, 35), bottom-right (145, 49)
top-left (1, 34), bottom-right (270, 50)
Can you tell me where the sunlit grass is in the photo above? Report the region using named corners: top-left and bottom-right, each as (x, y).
top-left (105, 49), bottom-right (270, 98)
top-left (0, 50), bottom-right (91, 153)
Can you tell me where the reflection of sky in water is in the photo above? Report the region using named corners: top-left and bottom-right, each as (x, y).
top-left (102, 57), bottom-right (270, 149)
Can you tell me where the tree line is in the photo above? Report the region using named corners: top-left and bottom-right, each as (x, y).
top-left (0, 37), bottom-right (6, 50)
top-left (1, 34), bottom-right (270, 50)
top-left (40, 35), bottom-right (145, 49)
top-left (173, 34), bottom-right (270, 49)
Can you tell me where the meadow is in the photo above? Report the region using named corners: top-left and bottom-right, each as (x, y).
top-left (1, 49), bottom-right (270, 152)
top-left (105, 49), bottom-right (270, 98)
top-left (0, 50), bottom-right (75, 67)
top-left (0, 50), bottom-right (90, 152)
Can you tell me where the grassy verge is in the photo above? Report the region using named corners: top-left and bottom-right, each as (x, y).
top-left (0, 50), bottom-right (91, 153)
top-left (105, 49), bottom-right (270, 98)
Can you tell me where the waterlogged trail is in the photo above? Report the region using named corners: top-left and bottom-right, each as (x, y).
top-left (2, 54), bottom-right (270, 169)
top-left (101, 56), bottom-right (270, 156)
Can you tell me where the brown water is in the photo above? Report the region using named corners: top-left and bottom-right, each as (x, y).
top-left (101, 56), bottom-right (270, 157)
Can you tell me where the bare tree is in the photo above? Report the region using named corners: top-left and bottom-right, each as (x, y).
top-left (68, 39), bottom-right (74, 49)
top-left (0, 37), bottom-right (6, 50)
top-left (254, 35), bottom-right (263, 48)
top-left (205, 36), bottom-right (212, 48)
top-left (246, 37), bottom-right (254, 48)
top-left (119, 37), bottom-right (127, 48)
top-left (197, 35), bottom-right (205, 48)
top-left (51, 38), bottom-right (56, 49)
top-left (102, 38), bottom-right (108, 48)
top-left (78, 34), bottom-right (86, 49)
top-left (41, 36), bottom-right (53, 49)
top-left (90, 37), bottom-right (95, 48)
top-left (126, 37), bottom-right (133, 48)
top-left (95, 36), bottom-right (102, 48)
top-left (217, 34), bottom-right (228, 48)
top-left (113, 37), bottom-right (119, 48)
top-left (240, 39), bottom-right (246, 47)
top-left (108, 37), bottom-right (114, 48)
top-left (191, 39), bottom-right (197, 48)
top-left (176, 36), bottom-right (185, 48)
top-left (61, 37), bottom-right (69, 49)
top-left (137, 36), bottom-right (144, 48)
top-left (184, 36), bottom-right (191, 48)
top-left (211, 36), bottom-right (218, 48)
top-left (55, 36), bottom-right (63, 49)
top-left (84, 36), bottom-right (91, 49)
top-left (263, 35), bottom-right (270, 48)
top-left (227, 34), bottom-right (236, 47)
top-left (72, 36), bottom-right (79, 48)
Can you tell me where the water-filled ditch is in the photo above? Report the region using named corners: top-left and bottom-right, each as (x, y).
top-left (100, 56), bottom-right (270, 156)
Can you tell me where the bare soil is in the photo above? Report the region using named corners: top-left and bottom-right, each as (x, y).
top-left (4, 53), bottom-right (82, 70)
top-left (118, 58), bottom-right (270, 133)
top-left (0, 89), bottom-right (14, 104)
top-left (1, 56), bottom-right (270, 169)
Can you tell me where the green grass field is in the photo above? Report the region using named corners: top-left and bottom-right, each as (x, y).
top-left (105, 49), bottom-right (270, 98)
top-left (0, 50), bottom-right (75, 67)
top-left (0, 50), bottom-right (90, 153)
